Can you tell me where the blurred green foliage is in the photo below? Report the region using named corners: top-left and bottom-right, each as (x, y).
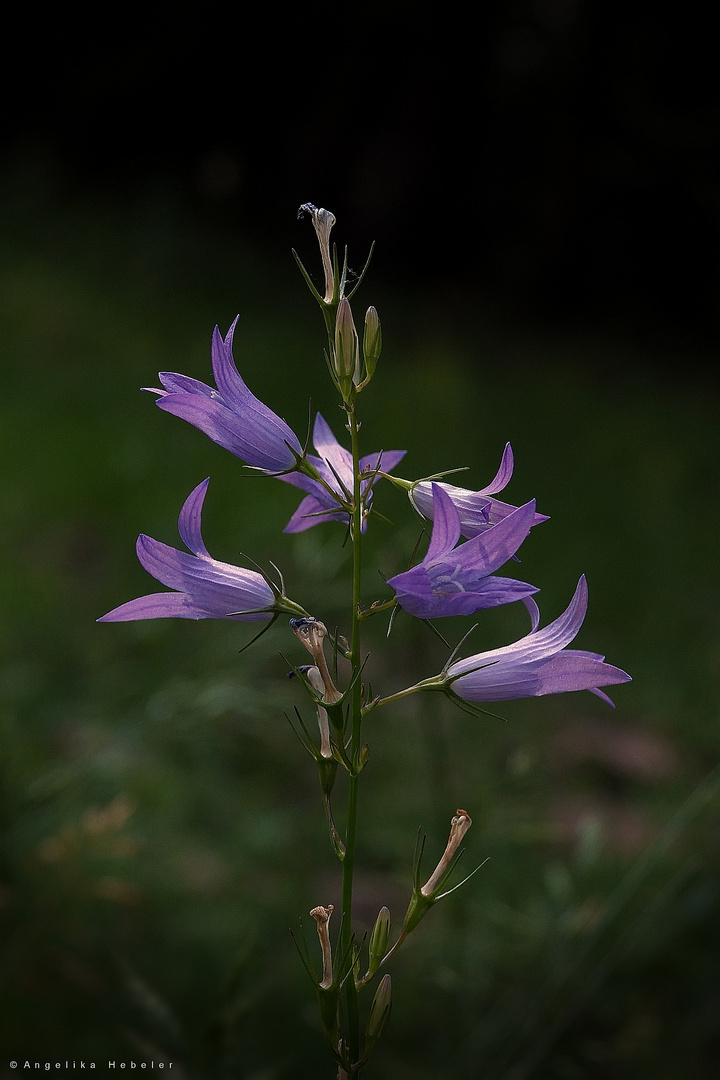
top-left (1, 167), bottom-right (720, 1078)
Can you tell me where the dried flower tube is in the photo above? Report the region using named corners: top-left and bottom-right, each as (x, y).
top-left (304, 664), bottom-right (333, 759)
top-left (290, 617), bottom-right (342, 704)
top-left (298, 203), bottom-right (336, 303)
top-left (420, 809), bottom-right (472, 897)
top-left (310, 904), bottom-right (335, 989)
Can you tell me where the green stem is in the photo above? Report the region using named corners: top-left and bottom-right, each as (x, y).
top-left (363, 681), bottom-right (429, 715)
top-left (340, 400), bottom-right (363, 1071)
top-left (358, 597), bottom-right (397, 621)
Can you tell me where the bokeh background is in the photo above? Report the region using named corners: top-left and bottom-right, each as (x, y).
top-left (1, 3), bottom-right (719, 1077)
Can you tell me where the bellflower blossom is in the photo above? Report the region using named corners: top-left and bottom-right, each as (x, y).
top-left (147, 318), bottom-right (303, 474)
top-left (411, 444), bottom-right (548, 539)
top-left (98, 479), bottom-right (299, 623)
top-left (442, 576), bottom-right (631, 705)
top-left (386, 484), bottom-right (538, 618)
top-left (279, 412), bottom-right (405, 533)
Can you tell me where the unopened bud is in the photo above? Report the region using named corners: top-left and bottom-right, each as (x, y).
top-left (366, 974), bottom-right (392, 1050)
top-left (334, 298), bottom-right (360, 391)
top-left (421, 809), bottom-right (472, 897)
top-left (362, 306), bottom-right (382, 380)
top-left (367, 907), bottom-right (391, 976)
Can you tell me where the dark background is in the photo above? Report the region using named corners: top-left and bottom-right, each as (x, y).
top-left (2, 3), bottom-right (720, 1078)
top-left (3, 1), bottom-right (718, 356)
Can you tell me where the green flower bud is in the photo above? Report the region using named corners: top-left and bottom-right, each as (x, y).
top-left (367, 907), bottom-right (391, 976)
top-left (362, 306), bottom-right (382, 380)
top-left (318, 756), bottom-right (338, 798)
top-left (366, 974), bottom-right (392, 1051)
top-left (334, 298), bottom-right (359, 394)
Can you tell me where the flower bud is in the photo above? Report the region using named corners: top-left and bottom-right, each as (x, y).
top-left (334, 298), bottom-right (359, 392)
top-left (367, 907), bottom-right (391, 976)
top-left (365, 974), bottom-right (392, 1051)
top-left (362, 306), bottom-right (382, 380)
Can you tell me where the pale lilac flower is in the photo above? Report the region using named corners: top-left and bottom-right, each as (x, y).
top-left (98, 479), bottom-right (281, 623)
top-left (279, 413), bottom-right (405, 533)
top-left (387, 484), bottom-right (538, 618)
top-left (147, 318), bottom-right (303, 473)
top-left (444, 575), bottom-right (631, 705)
top-left (411, 443), bottom-right (548, 539)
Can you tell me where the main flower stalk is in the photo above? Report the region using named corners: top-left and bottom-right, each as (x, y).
top-left (340, 400), bottom-right (364, 1069)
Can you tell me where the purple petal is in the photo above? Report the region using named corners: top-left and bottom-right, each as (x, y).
top-left (531, 652), bottom-right (632, 697)
top-left (277, 463), bottom-right (331, 500)
top-left (212, 324), bottom-right (303, 466)
top-left (283, 494), bottom-right (347, 533)
top-left (393, 574), bottom-right (538, 619)
top-left (480, 496), bottom-right (550, 530)
top-left (413, 460), bottom-right (547, 539)
top-left (151, 321), bottom-right (302, 473)
top-left (386, 562), bottom-right (436, 602)
top-left (389, 492), bottom-right (539, 620)
top-left (210, 318), bottom-right (249, 408)
top-left (442, 576), bottom-right (631, 705)
top-left (359, 449), bottom-right (407, 477)
top-left (211, 322), bottom-right (302, 464)
top-left (523, 596), bottom-right (541, 632)
top-left (519, 575), bottom-right (589, 656)
top-left (589, 688), bottom-right (618, 707)
top-left (177, 479), bottom-right (210, 556)
top-left (157, 394), bottom-right (297, 473)
top-left (155, 372), bottom-right (217, 397)
top-left (441, 576), bottom-right (538, 616)
top-left (98, 592), bottom-right (223, 622)
top-left (450, 662), bottom-right (543, 701)
top-left (279, 414), bottom-right (405, 534)
top-left (99, 480), bottom-right (282, 626)
top-left (135, 535), bottom-right (274, 612)
top-left (477, 442), bottom-right (514, 495)
top-left (425, 484), bottom-right (462, 561)
top-left (447, 577), bottom-right (588, 679)
top-left (313, 413), bottom-right (354, 488)
top-left (450, 500), bottom-right (536, 575)
top-left (156, 394), bottom-right (252, 457)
